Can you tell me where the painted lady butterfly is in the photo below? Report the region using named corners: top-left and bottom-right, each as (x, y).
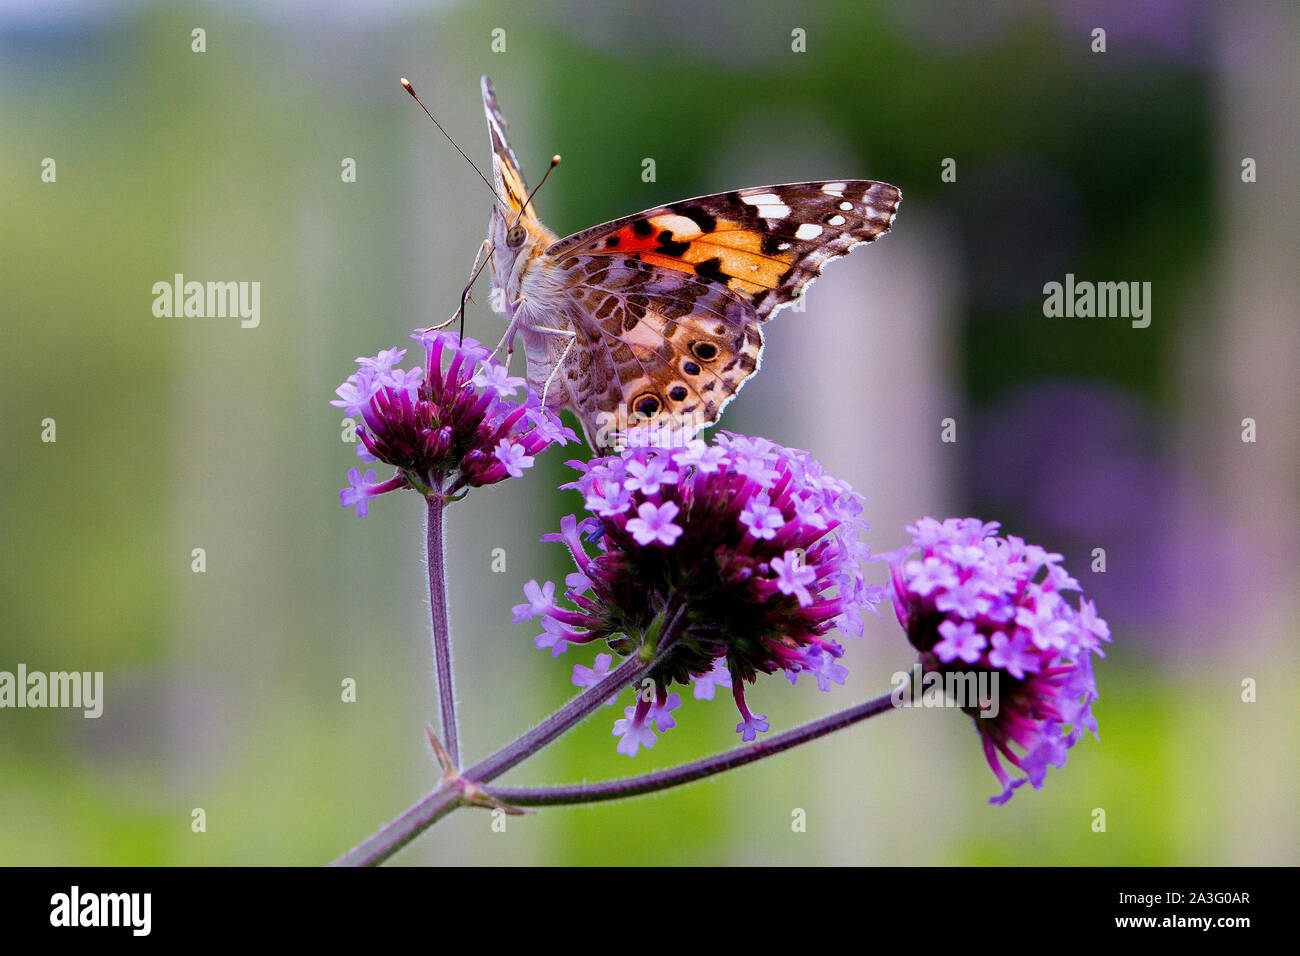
top-left (476, 76), bottom-right (901, 450)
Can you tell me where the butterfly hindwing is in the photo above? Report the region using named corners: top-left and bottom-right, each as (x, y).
top-left (546, 180), bottom-right (901, 320)
top-left (553, 254), bottom-right (764, 441)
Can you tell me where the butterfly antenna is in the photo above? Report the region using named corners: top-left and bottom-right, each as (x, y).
top-left (401, 77), bottom-right (503, 208)
top-left (510, 155), bottom-right (561, 230)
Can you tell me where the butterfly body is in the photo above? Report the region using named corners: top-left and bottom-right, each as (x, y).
top-left (483, 207), bottom-right (564, 393)
top-left (478, 76), bottom-right (901, 449)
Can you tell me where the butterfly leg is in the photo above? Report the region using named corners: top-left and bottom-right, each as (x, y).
top-left (489, 297), bottom-right (572, 360)
top-left (492, 317), bottom-right (520, 361)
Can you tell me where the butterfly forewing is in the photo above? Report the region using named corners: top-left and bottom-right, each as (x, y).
top-left (546, 180), bottom-right (901, 320)
top-left (481, 75), bottom-right (538, 226)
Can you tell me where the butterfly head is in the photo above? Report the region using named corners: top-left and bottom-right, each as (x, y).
top-left (486, 202), bottom-right (558, 312)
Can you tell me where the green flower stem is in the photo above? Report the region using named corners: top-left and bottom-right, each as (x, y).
top-left (490, 689), bottom-right (899, 806)
top-left (426, 490), bottom-right (459, 769)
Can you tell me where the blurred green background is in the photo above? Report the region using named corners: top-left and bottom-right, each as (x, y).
top-left (2, 0), bottom-right (1296, 865)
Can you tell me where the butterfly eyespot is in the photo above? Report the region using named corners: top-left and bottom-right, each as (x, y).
top-left (683, 361), bottom-right (701, 375)
top-left (632, 393), bottom-right (661, 417)
top-left (668, 386), bottom-right (688, 402)
top-left (506, 225), bottom-right (527, 247)
top-left (690, 341), bottom-right (718, 362)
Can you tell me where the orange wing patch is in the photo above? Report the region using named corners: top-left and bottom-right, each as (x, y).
top-left (588, 214), bottom-right (800, 297)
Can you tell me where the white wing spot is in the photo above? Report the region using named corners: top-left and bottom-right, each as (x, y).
top-left (742, 193), bottom-right (783, 206)
top-left (827, 215), bottom-right (846, 226)
top-left (756, 204), bottom-right (790, 219)
top-left (777, 241), bottom-right (792, 251)
top-left (821, 183), bottom-right (846, 196)
top-left (649, 213), bottom-right (702, 237)
top-left (839, 201), bottom-right (853, 211)
top-left (795, 223), bottom-right (823, 240)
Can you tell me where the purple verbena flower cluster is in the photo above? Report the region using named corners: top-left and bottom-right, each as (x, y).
top-left (332, 329), bottom-right (576, 514)
top-left (514, 433), bottom-right (884, 755)
top-left (886, 517), bottom-right (1111, 804)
